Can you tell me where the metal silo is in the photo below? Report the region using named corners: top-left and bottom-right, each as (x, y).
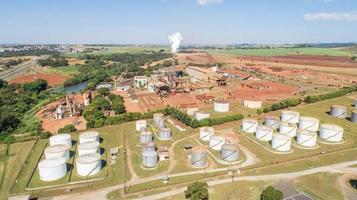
top-left (142, 142), bottom-right (156, 152)
top-left (49, 134), bottom-right (72, 148)
top-left (255, 125), bottom-right (273, 141)
top-left (279, 122), bottom-right (297, 137)
top-left (214, 99), bottom-right (230, 113)
top-left (281, 110), bottom-right (300, 124)
top-left (271, 134), bottom-right (291, 152)
top-left (195, 111), bottom-right (210, 121)
top-left (77, 141), bottom-right (100, 156)
top-left (319, 123), bottom-right (344, 142)
top-left (142, 150), bottom-right (158, 168)
top-left (140, 131), bottom-right (153, 144)
top-left (153, 113), bottom-right (164, 127)
top-left (329, 105), bottom-right (347, 118)
top-left (241, 118), bottom-right (258, 133)
top-left (76, 153), bottom-right (102, 176)
top-left (38, 157), bottom-right (67, 181)
top-left (351, 110), bottom-right (357, 123)
top-left (220, 144), bottom-right (239, 162)
top-left (264, 115), bottom-right (280, 130)
top-left (199, 127), bottom-right (215, 142)
top-left (79, 131), bottom-right (99, 144)
top-left (190, 146), bottom-right (207, 168)
top-left (209, 135), bottom-right (226, 151)
top-left (298, 116), bottom-right (320, 132)
top-left (297, 130), bottom-right (317, 147)
top-left (136, 120), bottom-right (147, 132)
top-left (44, 145), bottom-right (69, 160)
top-left (158, 127), bottom-right (172, 140)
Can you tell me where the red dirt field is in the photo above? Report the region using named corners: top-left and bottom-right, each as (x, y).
top-left (41, 116), bottom-right (87, 134)
top-left (8, 73), bottom-right (69, 86)
top-left (240, 54), bottom-right (357, 68)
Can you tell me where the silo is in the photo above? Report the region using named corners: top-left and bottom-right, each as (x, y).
top-left (319, 123), bottom-right (344, 142)
top-left (355, 99), bottom-right (357, 108)
top-left (44, 145), bottom-right (69, 160)
top-left (279, 123), bottom-right (298, 137)
top-left (153, 113), bottom-right (164, 127)
top-left (213, 99), bottom-right (230, 113)
top-left (195, 111), bottom-right (210, 121)
top-left (136, 120), bottom-right (147, 132)
top-left (220, 144), bottom-right (239, 162)
top-left (298, 116), bottom-right (320, 132)
top-left (264, 116), bottom-right (280, 130)
top-left (142, 150), bottom-right (158, 168)
top-left (297, 130), bottom-right (317, 147)
top-left (191, 146), bottom-right (207, 168)
top-left (271, 134), bottom-right (291, 152)
top-left (140, 131), bottom-right (153, 144)
top-left (243, 100), bottom-right (262, 109)
top-left (241, 118), bottom-right (258, 133)
top-left (199, 127), bottom-right (214, 142)
top-left (76, 153), bottom-right (102, 176)
top-left (255, 125), bottom-right (273, 141)
top-left (329, 105), bottom-right (347, 119)
top-left (79, 131), bottom-right (99, 144)
top-left (142, 142), bottom-right (156, 152)
top-left (281, 110), bottom-right (300, 124)
top-left (49, 134), bottom-right (72, 148)
top-left (158, 128), bottom-right (172, 140)
top-left (78, 141), bottom-right (100, 156)
top-left (351, 110), bottom-right (357, 123)
top-left (209, 135), bottom-right (226, 150)
top-left (38, 157), bottom-right (67, 181)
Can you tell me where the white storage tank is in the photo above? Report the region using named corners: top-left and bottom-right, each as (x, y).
top-left (264, 116), bottom-right (280, 130)
top-left (297, 130), bottom-right (317, 147)
top-left (142, 142), bottom-right (156, 152)
top-left (241, 118), bottom-right (258, 133)
top-left (142, 150), bottom-right (158, 168)
top-left (243, 100), bottom-right (262, 109)
top-left (281, 110), bottom-right (300, 124)
top-left (213, 99), bottom-right (230, 113)
top-left (195, 111), bottom-right (210, 121)
top-left (79, 131), bottom-right (99, 144)
top-left (76, 153), bottom-right (102, 176)
top-left (78, 141), bottom-right (100, 156)
top-left (191, 146), bottom-right (207, 168)
top-left (220, 144), bottom-right (239, 162)
top-left (255, 125), bottom-right (273, 141)
top-left (153, 113), bottom-right (164, 127)
top-left (158, 128), bottom-right (172, 140)
top-left (136, 120), bottom-right (147, 132)
top-left (44, 145), bottom-right (69, 160)
top-left (279, 123), bottom-right (298, 137)
top-left (271, 134), bottom-right (291, 152)
top-left (49, 134), bottom-right (72, 148)
top-left (351, 110), bottom-right (357, 123)
top-left (140, 131), bottom-right (153, 144)
top-left (298, 116), bottom-right (320, 132)
top-left (329, 105), bottom-right (347, 119)
top-left (199, 127), bottom-right (214, 142)
top-left (319, 124), bottom-right (344, 143)
top-left (355, 99), bottom-right (357, 109)
top-left (38, 157), bottom-right (67, 181)
top-left (209, 135), bottom-right (226, 151)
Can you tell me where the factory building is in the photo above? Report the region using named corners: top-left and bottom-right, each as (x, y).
top-left (185, 66), bottom-right (216, 82)
top-left (134, 76), bottom-right (149, 89)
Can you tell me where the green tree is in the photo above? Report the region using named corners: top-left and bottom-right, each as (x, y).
top-left (23, 79), bottom-right (48, 93)
top-left (260, 186), bottom-right (283, 200)
top-left (98, 87), bottom-right (110, 96)
top-left (184, 182), bottom-right (209, 200)
top-left (58, 124), bottom-right (77, 133)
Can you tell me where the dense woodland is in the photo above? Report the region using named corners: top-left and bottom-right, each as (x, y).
top-left (0, 49), bottom-right (60, 57)
top-left (37, 56), bottom-right (68, 67)
top-left (0, 59), bottom-right (25, 68)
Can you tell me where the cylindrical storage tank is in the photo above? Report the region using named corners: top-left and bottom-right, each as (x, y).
top-left (49, 134), bottom-right (72, 148)
top-left (243, 100), bottom-right (262, 109)
top-left (158, 128), bottom-right (172, 140)
top-left (156, 119), bottom-right (165, 129)
top-left (281, 110), bottom-right (300, 124)
top-left (241, 118), bottom-right (258, 133)
top-left (136, 120), bottom-right (147, 132)
top-left (264, 116), bottom-right (280, 130)
top-left (220, 144), bottom-right (239, 162)
top-left (153, 113), bottom-right (164, 127)
top-left (199, 127), bottom-right (214, 142)
top-left (195, 111), bottom-right (210, 121)
top-left (191, 146), bottom-right (207, 168)
top-left (255, 125), bottom-right (273, 141)
top-left (319, 124), bottom-right (344, 142)
top-left (76, 153), bottom-right (101, 176)
top-left (213, 99), bottom-right (230, 113)
top-left (209, 135), bottom-right (226, 151)
top-left (271, 134), bottom-right (291, 152)
top-left (79, 131), bottom-right (99, 144)
top-left (297, 130), bottom-right (317, 147)
top-left (142, 142), bottom-right (156, 152)
top-left (140, 131), bottom-right (153, 144)
top-left (355, 99), bottom-right (357, 109)
top-left (298, 116), bottom-right (320, 132)
top-left (329, 105), bottom-right (347, 119)
top-left (351, 110), bottom-right (357, 123)
top-left (142, 150), bottom-right (158, 168)
top-left (38, 157), bottom-right (67, 181)
top-left (78, 141), bottom-right (100, 156)
top-left (279, 123), bottom-right (298, 137)
top-left (44, 145), bottom-right (69, 160)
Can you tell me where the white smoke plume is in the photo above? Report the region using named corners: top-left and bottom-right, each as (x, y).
top-left (168, 32), bottom-right (183, 54)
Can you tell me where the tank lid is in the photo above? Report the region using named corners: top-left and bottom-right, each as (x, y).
top-left (39, 157), bottom-right (66, 168)
top-left (243, 118), bottom-right (258, 123)
top-left (298, 129), bottom-right (317, 136)
top-left (136, 120), bottom-right (147, 123)
top-left (78, 141), bottom-right (100, 150)
top-left (141, 131), bottom-right (153, 136)
top-left (257, 125), bottom-right (273, 131)
top-left (320, 123), bottom-right (343, 131)
top-left (215, 99), bottom-right (229, 104)
top-left (80, 131), bottom-right (99, 138)
top-left (77, 153), bottom-right (101, 164)
top-left (153, 113), bottom-right (164, 117)
top-left (222, 143), bottom-right (238, 151)
top-left (273, 134), bottom-right (290, 140)
top-left (331, 105), bottom-right (347, 109)
top-left (265, 115), bottom-right (279, 120)
top-left (142, 150), bottom-right (158, 156)
top-left (50, 133), bottom-right (71, 140)
top-left (160, 128), bottom-right (171, 132)
top-left (45, 144), bottom-right (68, 153)
top-left (142, 141), bottom-right (155, 147)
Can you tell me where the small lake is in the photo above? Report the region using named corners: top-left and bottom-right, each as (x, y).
top-left (65, 82), bottom-right (87, 94)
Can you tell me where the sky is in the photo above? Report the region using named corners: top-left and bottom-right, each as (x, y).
top-left (0, 0), bottom-right (357, 44)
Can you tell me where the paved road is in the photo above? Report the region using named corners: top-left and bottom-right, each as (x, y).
top-left (0, 61), bottom-right (33, 80)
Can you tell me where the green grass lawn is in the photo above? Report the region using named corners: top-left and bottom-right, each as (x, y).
top-left (203, 47), bottom-right (356, 57)
top-left (45, 65), bottom-right (79, 76)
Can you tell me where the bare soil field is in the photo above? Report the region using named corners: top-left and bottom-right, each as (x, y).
top-left (178, 53), bottom-right (216, 64)
top-left (8, 73), bottom-right (69, 86)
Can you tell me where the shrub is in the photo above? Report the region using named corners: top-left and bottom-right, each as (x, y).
top-left (260, 186), bottom-right (283, 200)
top-left (184, 182), bottom-right (209, 200)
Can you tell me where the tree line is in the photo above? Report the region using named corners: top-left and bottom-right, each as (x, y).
top-left (0, 49), bottom-right (60, 57)
top-left (38, 56), bottom-right (68, 67)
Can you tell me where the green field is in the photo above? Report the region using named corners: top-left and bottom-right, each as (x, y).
top-left (45, 65), bottom-right (79, 76)
top-left (70, 45), bottom-right (170, 55)
top-left (203, 47), bottom-right (356, 57)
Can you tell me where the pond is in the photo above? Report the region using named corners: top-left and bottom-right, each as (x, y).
top-left (65, 82), bottom-right (87, 94)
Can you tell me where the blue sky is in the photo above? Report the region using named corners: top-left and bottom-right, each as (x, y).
top-left (0, 0), bottom-right (356, 44)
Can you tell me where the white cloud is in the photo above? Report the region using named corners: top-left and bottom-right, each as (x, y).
top-left (304, 12), bottom-right (357, 21)
top-left (196, 0), bottom-right (223, 6)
